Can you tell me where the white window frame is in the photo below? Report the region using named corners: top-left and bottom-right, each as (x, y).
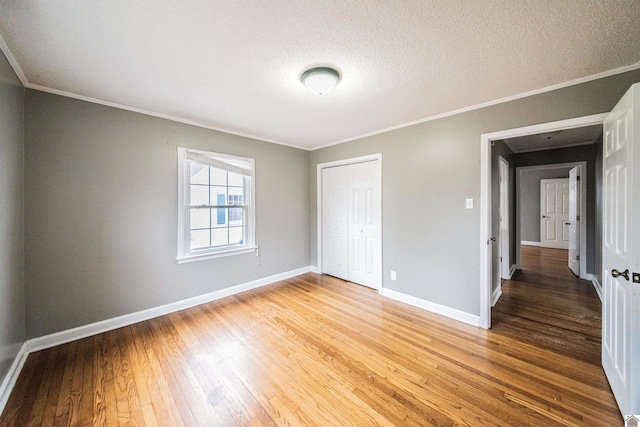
top-left (177, 147), bottom-right (257, 264)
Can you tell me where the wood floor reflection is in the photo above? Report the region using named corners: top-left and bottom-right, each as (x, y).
top-left (1, 258), bottom-right (621, 426)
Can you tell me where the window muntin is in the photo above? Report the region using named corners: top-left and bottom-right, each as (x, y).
top-left (177, 147), bottom-right (255, 262)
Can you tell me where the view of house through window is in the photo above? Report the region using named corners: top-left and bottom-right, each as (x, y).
top-left (189, 163), bottom-right (245, 249)
top-left (177, 147), bottom-right (255, 262)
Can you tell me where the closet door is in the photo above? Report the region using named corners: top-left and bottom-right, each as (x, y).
top-left (348, 161), bottom-right (381, 288)
top-left (322, 166), bottom-right (348, 280)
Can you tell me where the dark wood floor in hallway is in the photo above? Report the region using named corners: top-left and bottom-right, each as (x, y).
top-left (492, 246), bottom-right (603, 366)
top-left (1, 251), bottom-right (622, 426)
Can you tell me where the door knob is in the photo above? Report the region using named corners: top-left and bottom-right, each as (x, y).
top-left (542, 215), bottom-right (548, 218)
top-left (612, 268), bottom-right (630, 281)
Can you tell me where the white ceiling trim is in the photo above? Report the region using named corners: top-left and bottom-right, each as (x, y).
top-left (0, 33), bottom-right (27, 86)
top-left (2, 33), bottom-right (639, 152)
top-left (315, 62), bottom-right (640, 150)
top-left (25, 83), bottom-right (306, 150)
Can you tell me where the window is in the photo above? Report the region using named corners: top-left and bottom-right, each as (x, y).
top-left (177, 147), bottom-right (256, 263)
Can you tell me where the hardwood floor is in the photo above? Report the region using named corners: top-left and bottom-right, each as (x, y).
top-left (1, 262), bottom-right (621, 426)
top-left (492, 246), bottom-right (603, 366)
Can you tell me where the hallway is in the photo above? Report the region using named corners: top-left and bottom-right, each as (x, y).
top-left (492, 245), bottom-right (603, 366)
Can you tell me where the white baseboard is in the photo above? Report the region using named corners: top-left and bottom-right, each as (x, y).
top-left (592, 276), bottom-right (603, 301)
top-left (521, 241), bottom-right (541, 247)
top-left (379, 288), bottom-right (480, 327)
top-left (0, 342), bottom-right (29, 415)
top-left (310, 265), bottom-right (322, 274)
top-left (508, 264), bottom-right (517, 279)
top-left (491, 286), bottom-right (503, 307)
top-left (27, 266), bottom-right (311, 353)
top-left (580, 272), bottom-right (594, 281)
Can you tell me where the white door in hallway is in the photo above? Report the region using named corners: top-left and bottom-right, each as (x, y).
top-left (568, 167), bottom-right (580, 276)
top-left (602, 83), bottom-right (639, 417)
top-left (540, 178), bottom-right (570, 249)
top-left (322, 159), bottom-right (381, 289)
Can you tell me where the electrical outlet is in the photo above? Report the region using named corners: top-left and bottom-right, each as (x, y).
top-left (390, 271), bottom-right (397, 281)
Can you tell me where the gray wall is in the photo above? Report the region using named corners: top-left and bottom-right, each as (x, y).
top-left (310, 69), bottom-right (640, 317)
top-left (24, 90), bottom-right (310, 338)
top-left (0, 51), bottom-right (25, 385)
top-left (515, 144), bottom-right (597, 273)
top-left (519, 167), bottom-right (572, 243)
top-left (490, 140), bottom-right (515, 292)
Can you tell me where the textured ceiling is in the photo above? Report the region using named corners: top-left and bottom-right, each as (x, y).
top-left (0, 1), bottom-right (639, 149)
top-left (503, 124), bottom-right (603, 153)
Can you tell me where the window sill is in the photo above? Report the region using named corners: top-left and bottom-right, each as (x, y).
top-left (177, 246), bottom-right (257, 264)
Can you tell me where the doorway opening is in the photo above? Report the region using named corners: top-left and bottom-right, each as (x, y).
top-left (515, 161), bottom-right (588, 276)
top-left (480, 113), bottom-right (607, 328)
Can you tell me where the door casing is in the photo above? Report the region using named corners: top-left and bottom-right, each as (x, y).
top-left (316, 153), bottom-right (382, 290)
top-left (516, 163), bottom-right (586, 273)
top-left (568, 166), bottom-right (581, 276)
top-left (480, 113), bottom-right (607, 329)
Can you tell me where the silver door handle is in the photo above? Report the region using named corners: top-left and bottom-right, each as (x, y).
top-left (612, 269), bottom-right (630, 281)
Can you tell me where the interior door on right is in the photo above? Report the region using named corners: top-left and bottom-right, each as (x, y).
top-left (568, 167), bottom-right (580, 276)
top-left (602, 83), bottom-right (639, 418)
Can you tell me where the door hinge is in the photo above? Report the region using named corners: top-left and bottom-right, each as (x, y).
top-left (577, 175), bottom-right (581, 181)
top-left (576, 255), bottom-right (580, 261)
top-left (500, 257), bottom-right (502, 262)
top-left (577, 215), bottom-right (580, 221)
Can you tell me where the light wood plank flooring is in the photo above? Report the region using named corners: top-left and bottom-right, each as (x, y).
top-left (1, 259), bottom-right (621, 426)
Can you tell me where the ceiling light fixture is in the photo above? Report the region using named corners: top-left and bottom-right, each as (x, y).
top-left (301, 67), bottom-right (340, 96)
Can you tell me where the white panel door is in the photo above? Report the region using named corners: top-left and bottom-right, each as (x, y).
top-left (540, 179), bottom-right (570, 249)
top-left (322, 166), bottom-right (348, 281)
top-left (602, 84), bottom-right (639, 417)
top-left (568, 167), bottom-right (580, 276)
top-left (347, 161), bottom-right (381, 289)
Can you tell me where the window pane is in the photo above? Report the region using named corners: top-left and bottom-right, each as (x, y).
top-left (210, 167), bottom-right (226, 185)
top-left (190, 185), bottom-right (209, 206)
top-left (211, 228), bottom-right (229, 247)
top-left (228, 172), bottom-right (243, 187)
top-left (229, 226), bottom-right (244, 245)
top-left (179, 148), bottom-right (255, 260)
top-left (190, 163), bottom-right (209, 185)
top-left (229, 207), bottom-right (243, 225)
top-left (228, 187), bottom-right (243, 202)
top-left (210, 187), bottom-right (227, 205)
top-left (190, 229), bottom-right (210, 250)
top-left (190, 208), bottom-right (210, 230)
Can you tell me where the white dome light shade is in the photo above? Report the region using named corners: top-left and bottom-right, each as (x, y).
top-left (301, 67), bottom-right (340, 95)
